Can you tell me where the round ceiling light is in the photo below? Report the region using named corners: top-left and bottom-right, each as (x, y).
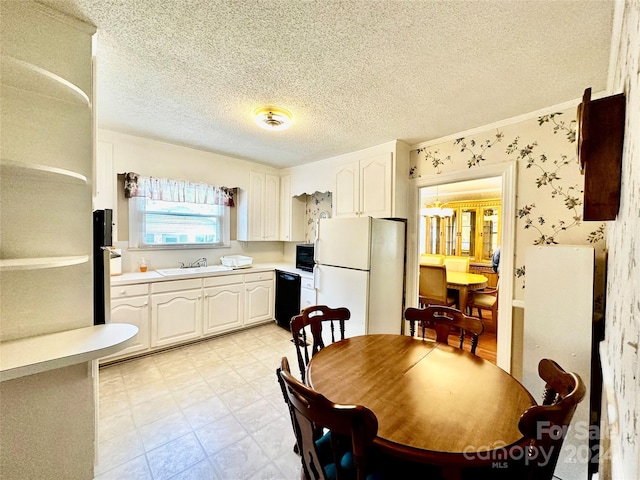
top-left (254, 106), bottom-right (293, 131)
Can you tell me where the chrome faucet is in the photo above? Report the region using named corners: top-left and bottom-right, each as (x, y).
top-left (180, 257), bottom-right (207, 268)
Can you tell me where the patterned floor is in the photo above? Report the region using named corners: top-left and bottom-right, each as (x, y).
top-left (95, 323), bottom-right (302, 480)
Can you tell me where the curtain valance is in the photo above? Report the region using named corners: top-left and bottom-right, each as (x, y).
top-left (123, 172), bottom-right (234, 207)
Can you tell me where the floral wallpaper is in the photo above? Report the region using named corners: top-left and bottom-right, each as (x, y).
top-left (304, 191), bottom-right (332, 243)
top-left (599, 1), bottom-right (640, 478)
top-left (409, 108), bottom-right (607, 307)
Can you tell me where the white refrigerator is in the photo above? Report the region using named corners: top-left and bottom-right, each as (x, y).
top-left (314, 217), bottom-right (405, 340)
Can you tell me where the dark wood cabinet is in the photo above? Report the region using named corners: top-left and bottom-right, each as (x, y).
top-left (577, 88), bottom-right (626, 221)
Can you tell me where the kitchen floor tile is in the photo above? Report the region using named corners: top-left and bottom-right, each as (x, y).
top-left (97, 322), bottom-right (302, 479)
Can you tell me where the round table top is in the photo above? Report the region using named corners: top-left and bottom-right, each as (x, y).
top-left (446, 271), bottom-right (488, 287)
top-left (307, 334), bottom-right (536, 465)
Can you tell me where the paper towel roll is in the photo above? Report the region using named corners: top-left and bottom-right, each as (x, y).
top-left (110, 248), bottom-right (122, 276)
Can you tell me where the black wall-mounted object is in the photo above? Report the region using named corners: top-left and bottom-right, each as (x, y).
top-left (577, 88), bottom-right (626, 221)
top-left (93, 209), bottom-right (113, 325)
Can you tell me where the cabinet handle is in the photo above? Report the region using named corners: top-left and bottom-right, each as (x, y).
top-left (143, 302), bottom-right (148, 307)
top-left (120, 290), bottom-right (126, 296)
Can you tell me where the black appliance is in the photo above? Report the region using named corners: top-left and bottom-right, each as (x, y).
top-left (275, 270), bottom-right (301, 330)
top-left (295, 244), bottom-right (315, 272)
top-left (93, 209), bottom-right (113, 325)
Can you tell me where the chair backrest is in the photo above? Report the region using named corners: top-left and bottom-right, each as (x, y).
top-left (291, 305), bottom-right (350, 382)
top-left (404, 305), bottom-right (485, 354)
top-left (516, 359), bottom-right (586, 480)
top-left (277, 357), bottom-right (378, 480)
top-left (419, 265), bottom-right (450, 305)
top-left (444, 255), bottom-right (470, 273)
top-left (420, 253), bottom-right (445, 265)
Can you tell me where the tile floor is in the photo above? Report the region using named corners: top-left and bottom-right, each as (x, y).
top-left (95, 323), bottom-right (302, 480)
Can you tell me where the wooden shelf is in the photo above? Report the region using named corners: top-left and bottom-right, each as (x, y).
top-left (0, 323), bottom-right (138, 382)
top-left (1, 54), bottom-right (91, 107)
top-left (0, 158), bottom-right (88, 184)
top-left (0, 255), bottom-right (89, 272)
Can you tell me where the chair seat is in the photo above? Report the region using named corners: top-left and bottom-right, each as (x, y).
top-left (419, 295), bottom-right (456, 307)
top-left (469, 293), bottom-right (496, 309)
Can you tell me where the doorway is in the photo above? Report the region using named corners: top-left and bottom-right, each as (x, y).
top-left (408, 162), bottom-right (516, 372)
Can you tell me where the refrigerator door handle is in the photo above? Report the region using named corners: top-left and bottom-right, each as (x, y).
top-left (313, 266), bottom-right (319, 290)
top-left (313, 223), bottom-right (319, 263)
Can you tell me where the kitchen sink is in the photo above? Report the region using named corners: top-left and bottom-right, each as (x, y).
top-left (156, 265), bottom-right (233, 276)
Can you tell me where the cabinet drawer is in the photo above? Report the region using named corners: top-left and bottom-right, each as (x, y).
top-left (300, 286), bottom-right (316, 310)
top-left (244, 271), bottom-right (274, 283)
top-left (203, 274), bottom-right (244, 288)
top-left (301, 276), bottom-right (315, 290)
top-left (151, 278), bottom-right (202, 293)
top-left (110, 284), bottom-right (149, 298)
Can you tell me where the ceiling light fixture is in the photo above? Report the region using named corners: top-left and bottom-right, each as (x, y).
top-left (421, 187), bottom-right (454, 218)
top-left (254, 106), bottom-right (293, 131)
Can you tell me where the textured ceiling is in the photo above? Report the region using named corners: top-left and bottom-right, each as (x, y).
top-left (40, 0), bottom-right (615, 168)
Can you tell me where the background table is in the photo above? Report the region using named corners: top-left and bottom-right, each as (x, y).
top-left (446, 271), bottom-right (488, 312)
top-left (307, 334), bottom-right (535, 469)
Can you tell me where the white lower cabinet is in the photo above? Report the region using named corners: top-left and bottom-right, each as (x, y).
top-left (151, 279), bottom-right (202, 348)
top-left (300, 274), bottom-right (316, 310)
top-left (108, 271), bottom-right (276, 361)
top-left (244, 271), bottom-right (275, 326)
top-left (103, 284), bottom-right (150, 361)
top-left (203, 275), bottom-right (244, 335)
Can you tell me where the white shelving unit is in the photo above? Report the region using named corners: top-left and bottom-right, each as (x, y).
top-left (0, 3), bottom-right (110, 477)
top-left (0, 323), bottom-right (138, 382)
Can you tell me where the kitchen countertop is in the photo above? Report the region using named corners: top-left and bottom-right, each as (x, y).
top-left (110, 262), bottom-right (312, 286)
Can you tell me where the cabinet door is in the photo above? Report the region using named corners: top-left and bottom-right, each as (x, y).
top-left (248, 171), bottom-right (265, 241)
top-left (335, 161), bottom-right (359, 217)
top-left (279, 174), bottom-right (292, 241)
top-left (103, 296), bottom-right (150, 360)
top-left (359, 153), bottom-right (392, 218)
top-left (263, 174), bottom-right (280, 240)
top-left (245, 280), bottom-right (274, 325)
top-left (203, 283), bottom-right (244, 335)
top-left (151, 290), bottom-right (202, 347)
top-left (300, 286), bottom-right (316, 311)
top-left (457, 207), bottom-right (478, 258)
top-left (300, 275), bottom-right (316, 310)
top-left (479, 206), bottom-right (500, 263)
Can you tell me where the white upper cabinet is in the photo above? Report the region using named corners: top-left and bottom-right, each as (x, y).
top-left (335, 153), bottom-right (393, 218)
top-left (238, 171), bottom-right (280, 241)
top-left (279, 174), bottom-right (305, 242)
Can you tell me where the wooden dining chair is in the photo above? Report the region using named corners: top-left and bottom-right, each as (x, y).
top-left (462, 359), bottom-right (586, 480)
top-left (290, 305), bottom-right (351, 382)
top-left (420, 253), bottom-right (445, 266)
top-left (404, 305), bottom-right (484, 354)
top-left (443, 255), bottom-right (470, 273)
top-left (467, 286), bottom-right (499, 333)
top-left (277, 356), bottom-right (381, 480)
top-left (516, 358), bottom-right (586, 480)
top-left (419, 265), bottom-right (457, 308)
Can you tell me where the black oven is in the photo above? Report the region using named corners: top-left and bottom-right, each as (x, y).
top-left (295, 244), bottom-right (315, 272)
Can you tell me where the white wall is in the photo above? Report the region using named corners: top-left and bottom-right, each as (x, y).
top-left (98, 129), bottom-right (285, 271)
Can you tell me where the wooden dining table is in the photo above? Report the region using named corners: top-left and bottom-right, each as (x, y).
top-left (307, 334), bottom-right (535, 477)
top-left (446, 271), bottom-right (488, 312)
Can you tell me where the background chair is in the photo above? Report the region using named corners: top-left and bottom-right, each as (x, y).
top-left (443, 255), bottom-right (470, 273)
top-left (419, 265), bottom-right (456, 308)
top-left (516, 358), bottom-right (586, 480)
top-left (404, 305), bottom-right (484, 354)
top-left (291, 305), bottom-right (350, 382)
top-left (463, 358), bottom-right (586, 480)
top-left (467, 286), bottom-right (499, 334)
top-left (277, 356), bottom-right (380, 480)
top-left (420, 253), bottom-right (445, 265)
